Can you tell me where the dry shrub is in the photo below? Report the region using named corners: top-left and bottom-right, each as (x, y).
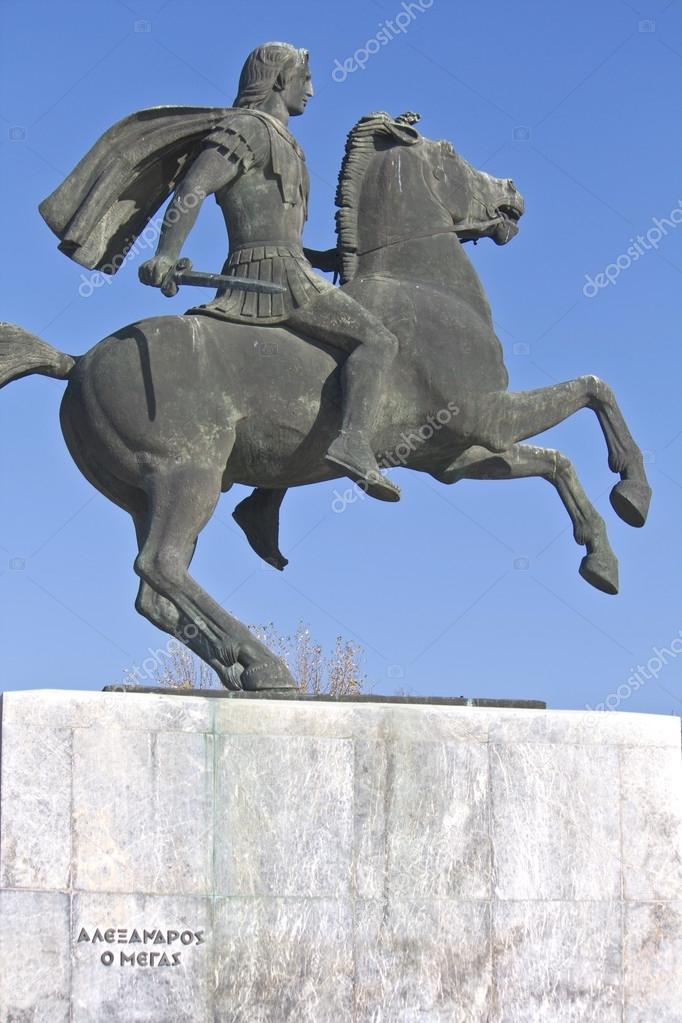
top-left (151, 622), bottom-right (368, 694)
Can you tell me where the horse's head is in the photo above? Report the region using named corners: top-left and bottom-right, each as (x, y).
top-left (336, 112), bottom-right (525, 283)
top-left (427, 136), bottom-right (525, 246)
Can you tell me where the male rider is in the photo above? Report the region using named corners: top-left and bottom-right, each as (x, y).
top-left (139, 42), bottom-right (400, 502)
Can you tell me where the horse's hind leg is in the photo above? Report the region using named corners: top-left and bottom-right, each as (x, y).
top-left (134, 463), bottom-right (296, 691)
top-left (134, 580), bottom-right (244, 688)
top-left (470, 377), bottom-right (651, 527)
top-left (435, 443), bottom-right (619, 594)
top-left (133, 517), bottom-right (243, 688)
top-left (232, 488), bottom-right (289, 570)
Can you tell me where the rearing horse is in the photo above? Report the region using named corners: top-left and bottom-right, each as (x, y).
top-left (0, 111), bottom-right (650, 691)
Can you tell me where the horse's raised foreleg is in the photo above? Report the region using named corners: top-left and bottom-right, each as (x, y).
top-left (134, 464), bottom-right (296, 691)
top-left (232, 487), bottom-right (289, 570)
top-left (468, 377), bottom-right (651, 527)
top-left (435, 443), bottom-right (619, 594)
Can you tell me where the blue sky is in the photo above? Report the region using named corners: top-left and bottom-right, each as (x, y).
top-left (1, 0), bottom-right (681, 714)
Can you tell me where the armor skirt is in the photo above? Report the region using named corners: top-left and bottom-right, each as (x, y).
top-left (185, 244), bottom-right (334, 325)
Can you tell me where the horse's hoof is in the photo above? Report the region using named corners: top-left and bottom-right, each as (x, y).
top-left (610, 479), bottom-right (651, 528)
top-left (579, 551), bottom-right (619, 595)
top-left (221, 663), bottom-right (244, 690)
top-left (265, 552), bottom-right (289, 571)
top-left (240, 658), bottom-right (298, 692)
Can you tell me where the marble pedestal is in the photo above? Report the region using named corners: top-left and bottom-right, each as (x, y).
top-left (1, 690), bottom-right (681, 1022)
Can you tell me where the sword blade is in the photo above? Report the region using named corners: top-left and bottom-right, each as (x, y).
top-left (175, 269), bottom-right (285, 295)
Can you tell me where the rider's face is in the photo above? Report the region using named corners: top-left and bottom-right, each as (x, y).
top-left (280, 63), bottom-right (314, 116)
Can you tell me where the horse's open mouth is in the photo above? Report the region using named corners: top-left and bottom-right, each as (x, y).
top-left (498, 204), bottom-right (523, 223)
top-left (491, 203), bottom-right (523, 245)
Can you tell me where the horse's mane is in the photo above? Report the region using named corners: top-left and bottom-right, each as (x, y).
top-left (335, 111), bottom-right (421, 285)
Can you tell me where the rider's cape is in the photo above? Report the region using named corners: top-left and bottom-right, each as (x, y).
top-left (39, 106), bottom-right (233, 272)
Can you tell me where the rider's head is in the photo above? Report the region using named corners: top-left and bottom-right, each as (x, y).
top-left (234, 43), bottom-right (313, 116)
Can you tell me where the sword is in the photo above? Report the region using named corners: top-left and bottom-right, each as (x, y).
top-left (160, 257), bottom-right (286, 298)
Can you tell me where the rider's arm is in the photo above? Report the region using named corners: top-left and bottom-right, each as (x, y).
top-left (155, 149), bottom-right (238, 263)
top-left (140, 115), bottom-right (269, 289)
top-left (139, 150), bottom-right (238, 288)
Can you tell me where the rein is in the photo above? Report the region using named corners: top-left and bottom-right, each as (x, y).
top-left (354, 167), bottom-right (505, 257)
top-left (356, 227), bottom-right (459, 257)
top-left (355, 216), bottom-right (504, 257)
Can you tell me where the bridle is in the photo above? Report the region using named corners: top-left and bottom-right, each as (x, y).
top-left (355, 147), bottom-right (510, 256)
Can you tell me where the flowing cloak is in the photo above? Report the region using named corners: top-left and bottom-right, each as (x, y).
top-left (39, 105), bottom-right (233, 272)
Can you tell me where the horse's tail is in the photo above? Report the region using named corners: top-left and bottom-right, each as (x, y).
top-left (0, 321), bottom-right (77, 389)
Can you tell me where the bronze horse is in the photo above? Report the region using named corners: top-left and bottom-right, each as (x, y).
top-left (0, 112), bottom-right (650, 690)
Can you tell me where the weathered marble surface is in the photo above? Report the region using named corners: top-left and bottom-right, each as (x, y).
top-left (0, 890), bottom-right (70, 1023)
top-left (1, 690), bottom-right (681, 1021)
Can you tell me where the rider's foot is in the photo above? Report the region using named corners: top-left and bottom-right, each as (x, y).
top-left (232, 490), bottom-right (289, 571)
top-left (325, 433), bottom-right (400, 503)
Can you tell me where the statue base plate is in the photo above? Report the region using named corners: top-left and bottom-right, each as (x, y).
top-left (102, 683), bottom-right (547, 708)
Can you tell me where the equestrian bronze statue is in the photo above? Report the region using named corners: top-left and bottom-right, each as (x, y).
top-left (0, 42), bottom-right (651, 691)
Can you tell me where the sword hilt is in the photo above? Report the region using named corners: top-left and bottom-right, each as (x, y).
top-left (160, 257), bottom-right (192, 298)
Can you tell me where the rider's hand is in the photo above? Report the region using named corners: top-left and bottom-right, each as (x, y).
top-left (139, 255), bottom-right (175, 290)
top-left (303, 247), bottom-right (339, 275)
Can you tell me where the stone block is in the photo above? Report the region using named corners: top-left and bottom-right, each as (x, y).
top-left (489, 708), bottom-right (679, 748)
top-left (624, 901), bottom-right (682, 1023)
top-left (353, 738), bottom-right (490, 899)
top-left (2, 689), bottom-right (213, 734)
top-left (0, 725), bottom-right (72, 891)
top-left (213, 896), bottom-right (353, 1022)
top-left (354, 898), bottom-right (491, 1021)
top-left (620, 745), bottom-right (682, 900)
top-left (0, 890), bottom-right (70, 1022)
top-left (490, 741), bottom-right (621, 900)
top-left (71, 892), bottom-right (211, 1023)
top-left (491, 900), bottom-right (623, 1022)
top-left (215, 734), bottom-right (354, 897)
top-left (72, 727), bottom-right (213, 895)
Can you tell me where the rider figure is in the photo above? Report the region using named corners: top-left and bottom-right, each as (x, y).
top-left (139, 42), bottom-right (400, 502)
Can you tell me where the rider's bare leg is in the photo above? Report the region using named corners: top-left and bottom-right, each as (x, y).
top-left (232, 487), bottom-right (289, 570)
top-left (286, 289), bottom-right (400, 502)
top-left (434, 443), bottom-right (619, 594)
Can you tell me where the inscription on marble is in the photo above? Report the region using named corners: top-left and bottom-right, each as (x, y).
top-left (76, 926), bottom-right (205, 967)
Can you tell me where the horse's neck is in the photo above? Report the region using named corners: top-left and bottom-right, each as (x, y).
top-left (351, 149), bottom-right (493, 317)
top-left (356, 233), bottom-right (493, 322)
